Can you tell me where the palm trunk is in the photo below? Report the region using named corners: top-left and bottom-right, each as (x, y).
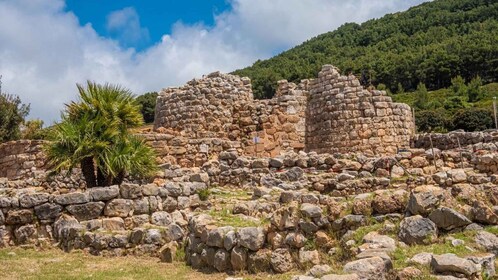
top-left (96, 168), bottom-right (106, 187)
top-left (81, 157), bottom-right (97, 188)
top-left (112, 171), bottom-right (125, 185)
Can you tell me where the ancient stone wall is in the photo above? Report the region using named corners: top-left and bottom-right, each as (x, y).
top-left (305, 65), bottom-right (414, 155)
top-left (153, 72), bottom-right (308, 162)
top-left (0, 140), bottom-right (46, 179)
top-left (412, 130), bottom-right (498, 151)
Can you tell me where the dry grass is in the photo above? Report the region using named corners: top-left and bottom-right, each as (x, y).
top-left (0, 247), bottom-right (296, 280)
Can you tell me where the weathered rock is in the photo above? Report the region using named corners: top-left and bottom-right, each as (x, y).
top-left (238, 227), bottom-right (265, 251)
top-left (119, 183), bottom-right (142, 199)
top-left (66, 202), bottom-right (105, 221)
top-left (207, 226), bottom-right (234, 248)
top-left (285, 232), bottom-right (307, 248)
top-left (360, 232), bottom-right (396, 252)
top-left (159, 241), bottom-right (177, 263)
top-left (224, 230), bottom-right (237, 251)
top-left (398, 215), bottom-right (437, 245)
top-left (343, 256), bottom-right (392, 280)
top-left (102, 217), bottom-right (125, 231)
top-left (88, 185), bottom-right (119, 201)
top-left (475, 231), bottom-right (498, 255)
top-left (271, 248), bottom-right (295, 273)
top-left (230, 246), bottom-right (247, 271)
top-left (407, 186), bottom-right (444, 216)
top-left (371, 190), bottom-right (407, 214)
top-left (151, 211), bottom-right (172, 226)
top-left (104, 199), bottom-right (133, 217)
top-left (446, 169), bottom-right (467, 184)
top-left (428, 207), bottom-right (471, 230)
top-left (14, 224), bottom-right (37, 244)
top-left (19, 193), bottom-right (50, 208)
top-left (431, 253), bottom-right (478, 277)
top-left (34, 203), bottom-right (62, 220)
top-left (300, 203), bottom-right (322, 219)
top-left (308, 264), bottom-right (332, 278)
top-left (6, 209), bottom-right (33, 225)
top-left (299, 249), bottom-right (320, 266)
top-left (54, 192), bottom-right (90, 205)
top-left (247, 249), bottom-right (271, 273)
top-left (397, 267), bottom-right (422, 280)
top-left (408, 252), bottom-right (433, 266)
top-left (472, 201), bottom-right (498, 225)
top-left (466, 253), bottom-right (495, 278)
top-left (213, 249), bottom-right (231, 272)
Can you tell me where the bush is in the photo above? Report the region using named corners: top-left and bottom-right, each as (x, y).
top-left (0, 92), bottom-right (30, 143)
top-left (415, 110), bottom-right (450, 132)
top-left (136, 92), bottom-right (158, 123)
top-left (451, 108), bottom-right (494, 132)
top-left (21, 119), bottom-right (49, 140)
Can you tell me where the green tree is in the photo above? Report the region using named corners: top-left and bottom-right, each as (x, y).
top-left (0, 92), bottom-right (30, 143)
top-left (450, 75), bottom-right (466, 96)
top-left (414, 82), bottom-right (429, 110)
top-left (452, 108), bottom-right (493, 132)
top-left (466, 76), bottom-right (484, 102)
top-left (45, 81), bottom-right (158, 187)
top-left (415, 110), bottom-right (449, 132)
top-left (21, 119), bottom-right (48, 140)
top-left (136, 92), bottom-right (158, 123)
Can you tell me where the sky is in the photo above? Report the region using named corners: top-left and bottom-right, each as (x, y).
top-left (0, 0), bottom-right (428, 124)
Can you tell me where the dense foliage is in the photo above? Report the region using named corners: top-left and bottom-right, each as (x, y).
top-left (233, 0), bottom-right (498, 99)
top-left (136, 92), bottom-right (158, 123)
top-left (0, 92), bottom-right (29, 143)
top-left (45, 81), bottom-right (158, 187)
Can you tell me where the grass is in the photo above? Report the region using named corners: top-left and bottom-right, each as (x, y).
top-left (0, 247), bottom-right (222, 280)
top-left (0, 247), bottom-right (300, 280)
top-left (208, 207), bottom-right (269, 228)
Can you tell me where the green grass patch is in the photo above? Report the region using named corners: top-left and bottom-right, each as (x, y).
top-left (208, 208), bottom-right (269, 228)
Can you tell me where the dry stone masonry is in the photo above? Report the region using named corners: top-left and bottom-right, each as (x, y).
top-left (153, 65), bottom-right (414, 167)
top-left (306, 65), bottom-right (414, 155)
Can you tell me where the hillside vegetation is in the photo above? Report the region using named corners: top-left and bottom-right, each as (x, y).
top-left (233, 0), bottom-right (498, 99)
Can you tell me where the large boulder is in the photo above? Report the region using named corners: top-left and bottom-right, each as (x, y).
top-left (207, 226), bottom-right (233, 248)
top-left (19, 193), bottom-right (50, 208)
top-left (66, 202), bottom-right (105, 221)
top-left (398, 215), bottom-right (437, 245)
top-left (431, 253), bottom-right (478, 277)
top-left (343, 256), bottom-right (393, 280)
top-left (475, 231), bottom-right (498, 255)
top-left (104, 199), bottom-right (133, 217)
top-left (5, 209), bottom-right (33, 225)
top-left (428, 207), bottom-right (471, 230)
top-left (34, 203), bottom-right (62, 220)
top-left (230, 246), bottom-right (248, 271)
top-left (271, 248), bottom-right (295, 273)
top-left (466, 253), bottom-right (496, 278)
top-left (407, 186), bottom-right (445, 216)
top-left (371, 190), bottom-right (407, 214)
top-left (213, 249), bottom-right (231, 272)
top-left (89, 185), bottom-right (119, 201)
top-left (247, 249), bottom-right (271, 273)
top-left (54, 192), bottom-right (90, 205)
top-left (237, 227), bottom-right (265, 251)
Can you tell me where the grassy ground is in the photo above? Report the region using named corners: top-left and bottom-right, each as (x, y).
top-left (0, 247), bottom-right (295, 280)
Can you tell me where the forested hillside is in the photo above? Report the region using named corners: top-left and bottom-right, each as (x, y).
top-left (233, 0), bottom-right (498, 99)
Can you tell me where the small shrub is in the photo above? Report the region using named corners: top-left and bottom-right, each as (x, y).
top-left (451, 108), bottom-right (494, 132)
top-left (198, 188), bottom-right (211, 201)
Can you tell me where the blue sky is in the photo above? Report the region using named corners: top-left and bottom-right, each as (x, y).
top-left (0, 0), bottom-right (428, 123)
top-left (65, 0), bottom-right (231, 50)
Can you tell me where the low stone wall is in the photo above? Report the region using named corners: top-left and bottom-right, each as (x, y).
top-left (0, 180), bottom-right (208, 258)
top-left (0, 140), bottom-right (46, 179)
top-left (412, 130), bottom-right (498, 151)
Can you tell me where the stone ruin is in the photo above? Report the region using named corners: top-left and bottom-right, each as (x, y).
top-left (152, 65), bottom-right (414, 167)
top-left (3, 65), bottom-right (498, 279)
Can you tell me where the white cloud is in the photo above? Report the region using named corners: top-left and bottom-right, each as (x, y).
top-left (106, 7), bottom-right (149, 47)
top-left (0, 0), bottom-right (428, 123)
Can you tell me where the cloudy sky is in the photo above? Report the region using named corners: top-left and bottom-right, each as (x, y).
top-left (0, 0), bottom-right (428, 123)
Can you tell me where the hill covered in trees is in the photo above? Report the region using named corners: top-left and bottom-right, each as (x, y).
top-left (233, 0), bottom-right (498, 99)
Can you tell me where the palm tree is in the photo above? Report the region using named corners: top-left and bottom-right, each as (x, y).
top-left (45, 81), bottom-right (157, 187)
